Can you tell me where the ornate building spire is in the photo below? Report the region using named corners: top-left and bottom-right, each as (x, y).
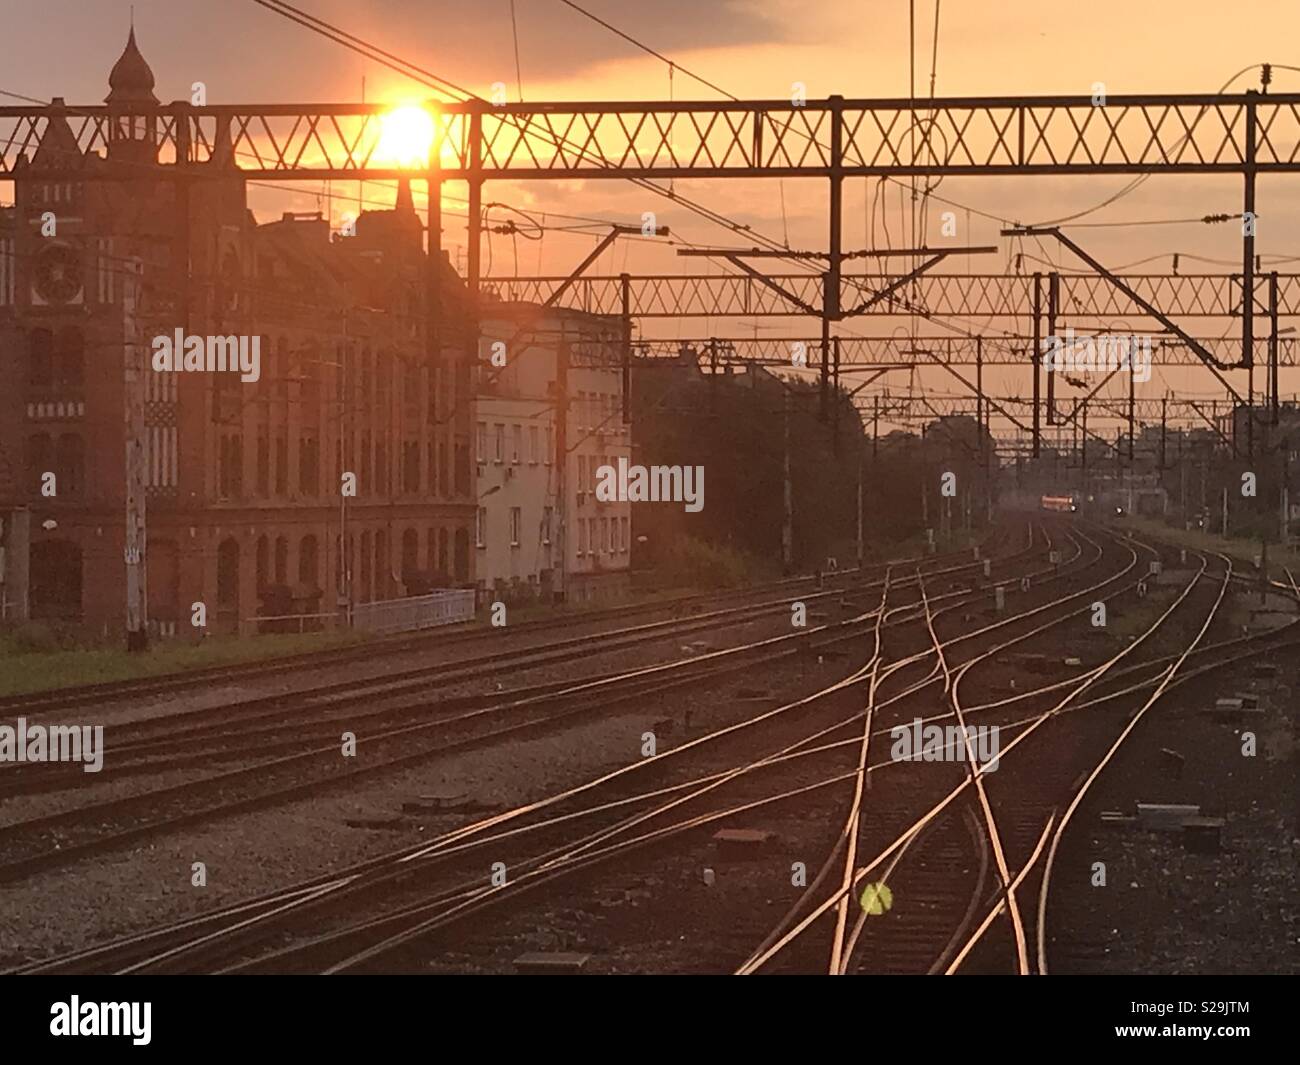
top-left (105, 27), bottom-right (158, 105)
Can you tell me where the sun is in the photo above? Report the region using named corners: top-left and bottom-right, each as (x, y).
top-left (378, 104), bottom-right (436, 166)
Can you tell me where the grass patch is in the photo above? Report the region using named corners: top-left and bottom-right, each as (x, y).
top-left (0, 628), bottom-right (371, 699)
top-left (1118, 516), bottom-right (1300, 586)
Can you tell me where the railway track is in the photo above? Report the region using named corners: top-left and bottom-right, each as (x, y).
top-left (8, 517), bottom-right (1283, 975)
top-left (743, 528), bottom-right (1237, 975)
top-left (1, 543), bottom-right (976, 717)
top-left (0, 522), bottom-right (1044, 882)
top-left (2, 518), bottom-right (1109, 972)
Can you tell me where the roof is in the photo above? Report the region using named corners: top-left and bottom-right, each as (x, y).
top-left (106, 28), bottom-right (158, 105)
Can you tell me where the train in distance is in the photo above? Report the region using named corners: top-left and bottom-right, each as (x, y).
top-left (1040, 494), bottom-right (1078, 512)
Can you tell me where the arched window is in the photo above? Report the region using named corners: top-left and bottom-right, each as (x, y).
top-left (255, 535), bottom-right (269, 592)
top-left (56, 326), bottom-right (84, 390)
top-left (298, 534), bottom-right (319, 588)
top-left (375, 530), bottom-right (388, 599)
top-left (25, 433), bottom-right (52, 495)
top-left (55, 433), bottom-right (84, 496)
top-left (28, 328), bottom-right (53, 389)
top-left (274, 535), bottom-right (288, 585)
top-left (453, 527), bottom-right (470, 582)
top-left (401, 528), bottom-right (419, 580)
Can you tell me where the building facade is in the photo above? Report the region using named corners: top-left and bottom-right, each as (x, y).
top-left (476, 304), bottom-right (632, 605)
top-left (0, 32), bottom-right (476, 637)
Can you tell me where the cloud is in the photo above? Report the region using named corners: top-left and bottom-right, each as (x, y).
top-left (316, 0), bottom-right (784, 87)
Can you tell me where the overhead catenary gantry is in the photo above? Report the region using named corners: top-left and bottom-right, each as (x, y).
top-left (5, 90), bottom-right (1296, 448)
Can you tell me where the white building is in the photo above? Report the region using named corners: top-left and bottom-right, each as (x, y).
top-left (475, 304), bottom-right (632, 605)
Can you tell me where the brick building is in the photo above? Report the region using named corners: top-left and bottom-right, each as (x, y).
top-left (0, 31), bottom-right (476, 637)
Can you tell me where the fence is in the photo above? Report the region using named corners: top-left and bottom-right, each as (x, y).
top-left (244, 611), bottom-right (340, 636)
top-left (350, 589), bottom-right (476, 635)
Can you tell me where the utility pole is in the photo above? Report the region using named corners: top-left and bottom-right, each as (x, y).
top-left (620, 272), bottom-right (632, 424)
top-left (339, 310), bottom-right (352, 621)
top-left (556, 325), bottom-right (569, 601)
top-left (1160, 396), bottom-right (1167, 470)
top-left (1281, 450), bottom-right (1290, 550)
top-left (1046, 272), bottom-right (1058, 425)
top-left (782, 385), bottom-right (793, 573)
top-left (1032, 273), bottom-right (1042, 458)
top-left (1081, 401), bottom-right (1089, 501)
top-left (856, 432), bottom-right (863, 568)
top-left (1269, 271), bottom-right (1280, 426)
top-left (1181, 457), bottom-right (1188, 529)
top-left (1127, 340), bottom-right (1136, 464)
top-left (1158, 396), bottom-right (1168, 516)
top-left (820, 95), bottom-right (844, 423)
top-left (124, 258), bottom-right (148, 651)
top-left (1243, 91), bottom-right (1258, 450)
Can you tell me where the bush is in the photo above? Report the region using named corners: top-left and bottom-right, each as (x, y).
top-left (656, 537), bottom-right (767, 590)
top-left (6, 621), bottom-right (66, 653)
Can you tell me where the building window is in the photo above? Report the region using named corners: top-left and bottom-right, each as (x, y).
top-left (455, 440), bottom-right (470, 496)
top-left (25, 433), bottom-right (51, 496)
top-left (511, 424), bottom-right (522, 464)
top-left (275, 435), bottom-right (288, 496)
top-left (529, 425), bottom-right (539, 464)
top-left (621, 516), bottom-right (629, 552)
top-left (403, 440), bottom-right (419, 494)
top-left (300, 436), bottom-right (320, 496)
top-left (27, 328), bottom-right (53, 389)
top-left (56, 433), bottom-right (84, 497)
top-left (477, 421), bottom-right (487, 463)
top-left (542, 506), bottom-right (552, 545)
top-left (545, 425), bottom-right (553, 465)
top-left (600, 516), bottom-right (608, 553)
top-left (220, 435), bottom-right (243, 498)
top-left (509, 507), bottom-right (521, 547)
top-left (493, 424), bottom-right (504, 464)
top-left (577, 517), bottom-right (587, 554)
top-left (256, 429), bottom-right (270, 497)
top-left (256, 536), bottom-right (269, 592)
top-left (576, 455), bottom-right (585, 494)
top-left (299, 535), bottom-right (319, 587)
top-left (56, 327), bottom-right (84, 391)
top-left (476, 506), bottom-right (486, 548)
